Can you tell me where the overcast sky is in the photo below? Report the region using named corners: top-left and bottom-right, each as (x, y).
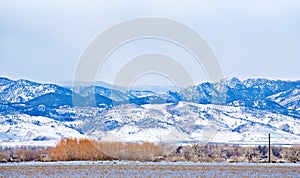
top-left (0, 0), bottom-right (299, 86)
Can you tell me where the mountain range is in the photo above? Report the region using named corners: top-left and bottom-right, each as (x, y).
top-left (0, 77), bottom-right (299, 146)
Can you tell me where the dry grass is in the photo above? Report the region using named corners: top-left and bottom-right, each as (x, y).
top-left (0, 163), bottom-right (299, 177)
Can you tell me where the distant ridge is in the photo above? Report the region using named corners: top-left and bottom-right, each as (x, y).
top-left (0, 77), bottom-right (299, 146)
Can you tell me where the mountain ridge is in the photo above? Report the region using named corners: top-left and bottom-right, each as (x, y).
top-left (0, 77), bottom-right (299, 146)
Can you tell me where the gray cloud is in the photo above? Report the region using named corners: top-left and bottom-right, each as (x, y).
top-left (0, 0), bottom-right (299, 84)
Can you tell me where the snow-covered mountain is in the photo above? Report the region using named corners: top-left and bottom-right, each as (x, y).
top-left (0, 78), bottom-right (72, 104)
top-left (0, 77), bottom-right (299, 146)
top-left (79, 102), bottom-right (300, 144)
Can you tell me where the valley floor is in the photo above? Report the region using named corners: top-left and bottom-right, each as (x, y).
top-left (0, 161), bottom-right (299, 177)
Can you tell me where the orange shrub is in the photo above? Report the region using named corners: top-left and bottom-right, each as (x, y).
top-left (49, 138), bottom-right (113, 161)
top-left (94, 141), bottom-right (163, 161)
top-left (49, 138), bottom-right (163, 161)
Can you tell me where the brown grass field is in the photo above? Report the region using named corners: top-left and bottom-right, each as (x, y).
top-left (0, 162), bottom-right (299, 177)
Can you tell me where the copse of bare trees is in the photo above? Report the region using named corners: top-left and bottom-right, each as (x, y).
top-left (164, 144), bottom-right (300, 163)
top-left (282, 146), bottom-right (300, 163)
top-left (0, 147), bottom-right (48, 162)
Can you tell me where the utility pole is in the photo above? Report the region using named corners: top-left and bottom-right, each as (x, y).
top-left (268, 133), bottom-right (271, 163)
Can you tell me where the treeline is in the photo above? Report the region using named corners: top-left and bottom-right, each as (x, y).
top-left (0, 138), bottom-right (163, 162)
top-left (164, 144), bottom-right (300, 163)
top-left (0, 138), bottom-right (299, 163)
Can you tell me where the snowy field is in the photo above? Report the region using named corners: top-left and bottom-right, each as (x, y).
top-left (0, 161), bottom-right (299, 177)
